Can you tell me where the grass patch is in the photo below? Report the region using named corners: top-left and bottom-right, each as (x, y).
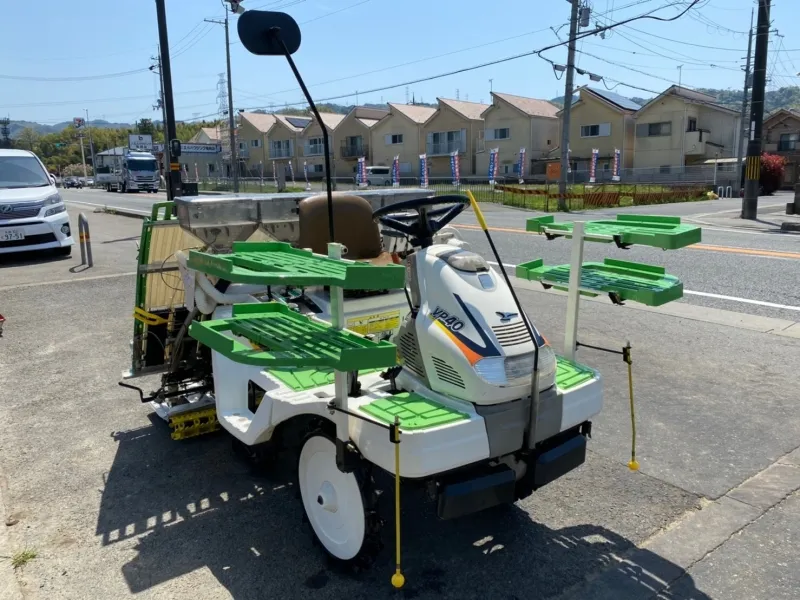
top-left (10, 548), bottom-right (37, 570)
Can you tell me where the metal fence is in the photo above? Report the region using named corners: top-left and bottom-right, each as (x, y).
top-left (187, 172), bottom-right (716, 211)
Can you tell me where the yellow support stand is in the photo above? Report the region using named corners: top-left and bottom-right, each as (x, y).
top-left (390, 416), bottom-right (405, 589)
top-left (133, 307), bottom-right (169, 326)
top-left (623, 342), bottom-right (639, 471)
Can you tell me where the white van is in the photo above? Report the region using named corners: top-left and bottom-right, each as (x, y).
top-left (0, 149), bottom-right (74, 256)
top-left (365, 166), bottom-right (393, 186)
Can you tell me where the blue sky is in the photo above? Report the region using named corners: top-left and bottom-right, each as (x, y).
top-left (1, 0), bottom-right (797, 125)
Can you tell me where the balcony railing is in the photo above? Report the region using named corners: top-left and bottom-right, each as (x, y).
top-left (426, 139), bottom-right (466, 156)
top-left (304, 144), bottom-right (330, 157)
top-left (340, 143), bottom-right (368, 158)
top-left (270, 146), bottom-right (293, 159)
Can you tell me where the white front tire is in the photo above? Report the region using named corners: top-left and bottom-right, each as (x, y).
top-left (298, 435), bottom-right (366, 561)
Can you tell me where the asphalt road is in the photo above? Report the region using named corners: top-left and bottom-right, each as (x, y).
top-left (1, 208), bottom-right (799, 599)
top-left (63, 188), bottom-right (800, 321)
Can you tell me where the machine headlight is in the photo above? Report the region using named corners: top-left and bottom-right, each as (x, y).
top-left (474, 357), bottom-right (508, 386)
top-left (45, 205), bottom-right (66, 217)
top-left (474, 346), bottom-right (558, 390)
top-left (43, 193), bottom-right (62, 206)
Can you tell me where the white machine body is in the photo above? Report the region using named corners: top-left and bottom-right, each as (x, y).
top-left (397, 245), bottom-right (557, 405)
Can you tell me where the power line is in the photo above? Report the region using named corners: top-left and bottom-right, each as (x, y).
top-left (623, 24), bottom-right (744, 50)
top-left (234, 24), bottom-right (558, 103)
top-left (237, 0), bottom-right (706, 111)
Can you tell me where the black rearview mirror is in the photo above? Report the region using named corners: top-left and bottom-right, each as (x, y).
top-left (237, 10), bottom-right (301, 56)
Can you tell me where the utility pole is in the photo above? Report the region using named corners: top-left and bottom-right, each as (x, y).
top-left (151, 52), bottom-right (171, 185)
top-left (735, 9), bottom-right (754, 197)
top-left (742, 0), bottom-right (771, 220)
top-left (155, 0), bottom-right (182, 201)
top-left (84, 108), bottom-right (96, 181)
top-left (206, 12), bottom-right (239, 192)
top-left (79, 134), bottom-right (88, 180)
top-left (558, 0), bottom-right (581, 211)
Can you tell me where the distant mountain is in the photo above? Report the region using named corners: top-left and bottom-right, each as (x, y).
top-left (8, 119), bottom-right (133, 138)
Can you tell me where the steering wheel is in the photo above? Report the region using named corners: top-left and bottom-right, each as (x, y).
top-left (372, 194), bottom-right (469, 247)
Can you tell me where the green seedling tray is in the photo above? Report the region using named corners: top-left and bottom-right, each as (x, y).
top-left (189, 302), bottom-right (398, 371)
top-left (526, 215), bottom-right (701, 250)
top-left (556, 356), bottom-right (598, 391)
top-left (361, 392), bottom-right (468, 430)
top-left (516, 258), bottom-right (683, 306)
top-left (188, 242), bottom-right (406, 290)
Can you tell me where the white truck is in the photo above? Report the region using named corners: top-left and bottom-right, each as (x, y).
top-left (95, 146), bottom-right (161, 193)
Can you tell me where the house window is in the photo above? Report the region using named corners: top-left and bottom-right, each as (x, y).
top-left (637, 122), bottom-right (672, 137)
top-left (659, 165), bottom-right (671, 174)
top-left (311, 164), bottom-right (324, 173)
top-left (270, 139), bottom-right (293, 157)
top-left (486, 128), bottom-right (510, 141)
top-left (305, 136), bottom-right (326, 156)
top-left (547, 139), bottom-right (552, 145)
top-left (603, 162), bottom-right (610, 171)
top-left (208, 163), bottom-right (216, 174)
top-left (503, 165), bottom-right (510, 174)
top-left (385, 134), bottom-right (404, 145)
top-left (238, 141), bottom-right (247, 150)
top-left (399, 161), bottom-right (412, 174)
top-left (687, 118), bottom-right (697, 132)
top-left (580, 123), bottom-right (611, 137)
top-left (779, 133), bottom-right (799, 152)
top-left (251, 139), bottom-right (261, 147)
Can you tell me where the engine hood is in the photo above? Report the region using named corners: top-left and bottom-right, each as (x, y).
top-left (0, 185), bottom-right (57, 203)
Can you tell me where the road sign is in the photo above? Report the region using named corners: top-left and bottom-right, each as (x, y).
top-left (73, 117), bottom-right (85, 129)
top-left (129, 134), bottom-right (153, 151)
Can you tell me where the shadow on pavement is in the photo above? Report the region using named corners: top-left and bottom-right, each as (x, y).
top-left (97, 417), bottom-right (711, 600)
top-left (0, 247), bottom-right (71, 268)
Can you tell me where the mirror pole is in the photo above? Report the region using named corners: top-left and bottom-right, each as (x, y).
top-left (271, 29), bottom-right (335, 244)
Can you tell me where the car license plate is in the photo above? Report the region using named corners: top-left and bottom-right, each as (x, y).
top-left (0, 228), bottom-right (25, 242)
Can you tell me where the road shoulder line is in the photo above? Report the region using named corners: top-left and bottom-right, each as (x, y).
top-left (512, 277), bottom-right (799, 339)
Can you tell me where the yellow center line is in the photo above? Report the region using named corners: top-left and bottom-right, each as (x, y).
top-left (453, 223), bottom-right (800, 260)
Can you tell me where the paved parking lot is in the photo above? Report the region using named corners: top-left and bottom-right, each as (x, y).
top-left (1, 207), bottom-right (799, 599)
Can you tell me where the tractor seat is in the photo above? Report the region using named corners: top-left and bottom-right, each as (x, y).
top-left (297, 193), bottom-right (394, 265)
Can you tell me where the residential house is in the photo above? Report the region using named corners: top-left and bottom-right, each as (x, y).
top-left (478, 92), bottom-right (559, 178)
top-left (188, 127), bottom-right (220, 145)
top-left (763, 108), bottom-right (800, 188)
top-left (424, 98), bottom-right (490, 178)
top-left (266, 114), bottom-right (311, 178)
top-left (370, 103), bottom-right (437, 178)
top-left (237, 111), bottom-right (276, 176)
top-left (632, 86), bottom-right (740, 172)
top-left (334, 107), bottom-right (389, 176)
top-left (300, 112), bottom-right (346, 177)
top-left (557, 86), bottom-right (640, 176)
top-left (174, 127), bottom-right (222, 178)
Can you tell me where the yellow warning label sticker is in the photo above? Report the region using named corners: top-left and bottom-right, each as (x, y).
top-left (346, 310), bottom-right (401, 335)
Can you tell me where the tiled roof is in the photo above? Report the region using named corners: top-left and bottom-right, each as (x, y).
top-left (438, 98), bottom-right (491, 121)
top-left (315, 112), bottom-right (345, 130)
top-left (239, 111), bottom-right (276, 133)
top-left (492, 92), bottom-right (559, 118)
top-left (389, 103), bottom-right (437, 124)
top-left (200, 127), bottom-right (220, 141)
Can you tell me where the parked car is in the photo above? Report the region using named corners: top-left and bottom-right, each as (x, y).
top-left (365, 166), bottom-right (393, 186)
top-left (63, 177), bottom-right (84, 189)
top-left (85, 177), bottom-right (94, 186)
top-left (0, 149), bottom-right (74, 256)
